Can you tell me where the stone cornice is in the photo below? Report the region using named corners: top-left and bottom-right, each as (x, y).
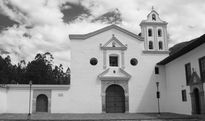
top-left (143, 50), bottom-right (169, 54)
top-left (140, 22), bottom-right (168, 26)
top-left (98, 68), bottom-right (131, 81)
top-left (100, 46), bottom-right (127, 50)
top-left (1, 84), bottom-right (70, 90)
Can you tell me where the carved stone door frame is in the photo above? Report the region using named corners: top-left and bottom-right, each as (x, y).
top-left (101, 80), bottom-right (129, 113)
top-left (190, 84), bottom-right (205, 114)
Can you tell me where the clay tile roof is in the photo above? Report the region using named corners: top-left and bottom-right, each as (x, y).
top-left (157, 34), bottom-right (205, 65)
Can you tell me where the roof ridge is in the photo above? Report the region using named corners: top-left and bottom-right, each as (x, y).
top-left (158, 34), bottom-right (205, 65)
top-left (69, 24), bottom-right (143, 41)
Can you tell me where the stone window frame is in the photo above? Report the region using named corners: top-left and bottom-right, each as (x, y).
top-left (181, 89), bottom-right (187, 102)
top-left (32, 89), bottom-right (51, 113)
top-left (190, 84), bottom-right (205, 114)
top-left (155, 67), bottom-right (159, 74)
top-left (185, 63), bottom-right (191, 85)
top-left (90, 57), bottom-right (98, 66)
top-left (158, 29), bottom-right (162, 37)
top-left (199, 56), bottom-right (205, 82)
top-left (109, 54), bottom-right (119, 67)
top-left (158, 41), bottom-right (163, 50)
top-left (130, 58), bottom-right (138, 66)
top-left (148, 41), bottom-right (153, 50)
top-left (148, 29), bottom-right (152, 37)
top-left (101, 80), bottom-right (129, 113)
top-left (152, 14), bottom-right (156, 21)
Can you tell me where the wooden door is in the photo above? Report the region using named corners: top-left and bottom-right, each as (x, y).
top-left (106, 85), bottom-right (125, 113)
top-left (36, 94), bottom-right (48, 112)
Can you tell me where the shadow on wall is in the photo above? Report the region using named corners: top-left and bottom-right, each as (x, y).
top-left (137, 69), bottom-right (164, 113)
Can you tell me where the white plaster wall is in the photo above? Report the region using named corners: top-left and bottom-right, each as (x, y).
top-left (0, 88), bottom-right (7, 113)
top-left (68, 28), bottom-right (168, 113)
top-left (6, 89), bottom-right (33, 113)
top-left (165, 43), bottom-right (205, 114)
top-left (0, 28), bottom-right (169, 114)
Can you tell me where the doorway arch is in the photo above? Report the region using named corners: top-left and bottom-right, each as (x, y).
top-left (36, 94), bottom-right (48, 112)
top-left (105, 84), bottom-right (125, 113)
top-left (193, 88), bottom-right (201, 114)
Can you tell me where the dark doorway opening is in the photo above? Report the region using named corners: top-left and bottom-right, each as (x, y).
top-left (36, 94), bottom-right (48, 112)
top-left (194, 88), bottom-right (201, 114)
top-left (106, 84), bottom-right (125, 113)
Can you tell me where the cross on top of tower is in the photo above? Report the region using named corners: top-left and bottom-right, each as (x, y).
top-left (152, 6), bottom-right (154, 10)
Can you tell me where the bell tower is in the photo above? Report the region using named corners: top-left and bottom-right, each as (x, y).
top-left (140, 7), bottom-right (168, 52)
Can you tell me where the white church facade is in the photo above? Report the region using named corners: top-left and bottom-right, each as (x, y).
top-left (0, 9), bottom-right (205, 115)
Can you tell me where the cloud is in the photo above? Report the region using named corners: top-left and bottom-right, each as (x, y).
top-left (0, 0), bottom-right (71, 69)
top-left (77, 0), bottom-right (205, 46)
top-left (0, 0), bottom-right (204, 69)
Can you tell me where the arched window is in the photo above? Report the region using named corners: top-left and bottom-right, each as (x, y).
top-left (148, 29), bottom-right (152, 37)
top-left (159, 41), bottom-right (163, 50)
top-left (158, 29), bottom-right (162, 37)
top-left (149, 41), bottom-right (153, 50)
top-left (152, 14), bottom-right (156, 21)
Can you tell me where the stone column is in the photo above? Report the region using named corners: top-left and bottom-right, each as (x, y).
top-left (200, 91), bottom-right (205, 114)
top-left (101, 93), bottom-right (106, 113)
top-left (103, 50), bottom-right (107, 69)
top-left (190, 92), bottom-right (196, 114)
top-left (121, 51), bottom-right (125, 69)
top-left (125, 93), bottom-right (129, 113)
top-left (153, 26), bottom-right (158, 51)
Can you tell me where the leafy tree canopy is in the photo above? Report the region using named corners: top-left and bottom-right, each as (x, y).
top-left (0, 52), bottom-right (70, 85)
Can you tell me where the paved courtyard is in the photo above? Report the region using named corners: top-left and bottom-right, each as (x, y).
top-left (0, 113), bottom-right (204, 121)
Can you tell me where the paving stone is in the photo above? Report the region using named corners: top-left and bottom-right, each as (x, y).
top-left (0, 113), bottom-right (203, 121)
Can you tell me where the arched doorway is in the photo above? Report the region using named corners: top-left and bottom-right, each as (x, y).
top-left (194, 88), bottom-right (201, 114)
top-left (106, 84), bottom-right (125, 113)
top-left (36, 94), bottom-right (48, 112)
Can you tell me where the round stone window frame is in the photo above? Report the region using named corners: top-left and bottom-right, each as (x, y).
top-left (90, 58), bottom-right (98, 66)
top-left (130, 58), bottom-right (138, 66)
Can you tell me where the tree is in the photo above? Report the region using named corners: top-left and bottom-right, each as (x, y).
top-left (26, 52), bottom-right (54, 84)
top-left (0, 52), bottom-right (70, 85)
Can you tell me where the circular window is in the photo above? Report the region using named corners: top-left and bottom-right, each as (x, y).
top-left (90, 58), bottom-right (98, 65)
top-left (130, 58), bottom-right (138, 66)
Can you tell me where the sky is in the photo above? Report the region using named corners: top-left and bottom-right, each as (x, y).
top-left (0, 0), bottom-right (205, 69)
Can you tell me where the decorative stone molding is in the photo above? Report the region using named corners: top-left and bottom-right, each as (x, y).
top-left (103, 50), bottom-right (107, 69)
top-left (32, 89), bottom-right (51, 113)
top-left (69, 24), bottom-right (143, 41)
top-left (142, 50), bottom-right (169, 54)
top-left (190, 83), bottom-right (205, 114)
top-left (101, 80), bottom-right (129, 113)
top-left (190, 71), bottom-right (202, 85)
top-left (100, 34), bottom-right (127, 51)
top-left (5, 84), bottom-right (70, 90)
top-left (98, 68), bottom-right (131, 81)
top-left (121, 51), bottom-right (125, 69)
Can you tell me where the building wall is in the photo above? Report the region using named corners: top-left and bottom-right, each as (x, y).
top-left (6, 88), bottom-right (33, 113)
top-left (70, 28), bottom-right (168, 113)
top-left (0, 29), bottom-right (169, 114)
top-left (165, 43), bottom-right (205, 114)
top-left (0, 88), bottom-right (7, 113)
